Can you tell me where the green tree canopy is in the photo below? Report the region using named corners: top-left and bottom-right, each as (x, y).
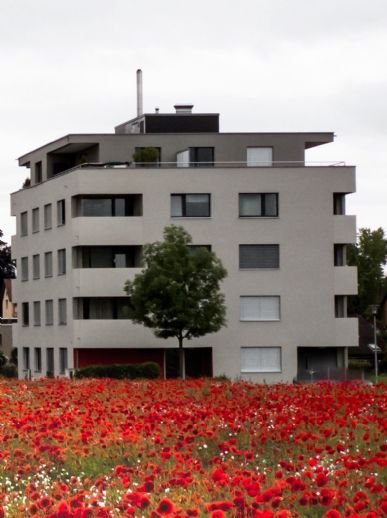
top-left (348, 227), bottom-right (387, 317)
top-left (0, 229), bottom-right (15, 282)
top-left (124, 225), bottom-right (227, 378)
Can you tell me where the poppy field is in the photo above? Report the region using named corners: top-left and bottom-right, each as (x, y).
top-left (0, 378), bottom-right (386, 517)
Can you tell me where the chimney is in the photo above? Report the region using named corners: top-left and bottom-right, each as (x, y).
top-left (174, 104), bottom-right (194, 114)
top-left (136, 69), bottom-right (143, 117)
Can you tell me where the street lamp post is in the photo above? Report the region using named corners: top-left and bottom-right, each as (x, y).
top-left (371, 305), bottom-right (379, 383)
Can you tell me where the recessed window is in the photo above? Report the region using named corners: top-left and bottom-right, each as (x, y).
top-left (76, 195), bottom-right (143, 217)
top-left (189, 147), bottom-right (214, 167)
top-left (333, 193), bottom-right (346, 215)
top-left (239, 193), bottom-right (278, 217)
top-left (239, 245), bottom-right (279, 269)
top-left (32, 254), bottom-right (40, 280)
top-left (334, 244), bottom-right (347, 266)
top-left (75, 297), bottom-right (131, 320)
top-left (58, 298), bottom-right (67, 325)
top-left (44, 204), bottom-right (52, 230)
top-left (58, 249), bottom-right (66, 275)
top-left (21, 257), bottom-right (29, 281)
top-left (45, 299), bottom-right (54, 326)
top-left (44, 252), bottom-right (53, 278)
top-left (33, 301), bottom-right (41, 326)
top-left (34, 348), bottom-right (42, 372)
top-left (57, 199), bottom-right (66, 226)
top-left (32, 208), bottom-right (39, 233)
top-left (247, 147), bottom-right (273, 167)
top-left (20, 211), bottom-right (28, 236)
top-left (240, 296), bottom-right (280, 321)
top-left (59, 348), bottom-right (68, 375)
top-left (241, 347), bottom-right (281, 373)
top-left (171, 194), bottom-right (211, 217)
top-left (22, 347), bottom-right (30, 370)
top-left (335, 295), bottom-right (347, 318)
top-left (22, 302), bottom-right (29, 326)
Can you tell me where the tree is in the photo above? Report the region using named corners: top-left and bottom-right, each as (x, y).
top-left (347, 227), bottom-right (387, 317)
top-left (0, 229), bottom-right (15, 282)
top-left (124, 225), bottom-right (227, 378)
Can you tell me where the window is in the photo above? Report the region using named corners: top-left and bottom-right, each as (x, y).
top-left (58, 299), bottom-right (67, 325)
top-left (59, 348), bottom-right (68, 374)
top-left (76, 297), bottom-right (130, 319)
top-left (239, 193), bottom-right (278, 217)
top-left (240, 296), bottom-right (280, 321)
top-left (334, 244), bottom-right (347, 266)
top-left (44, 252), bottom-right (53, 278)
top-left (21, 257), bottom-right (29, 281)
top-left (44, 204), bottom-right (52, 229)
top-left (21, 211), bottom-right (28, 236)
top-left (77, 195), bottom-right (143, 217)
top-left (171, 194), bottom-right (211, 217)
top-left (32, 254), bottom-right (40, 279)
top-left (333, 193), bottom-right (346, 215)
top-left (58, 249), bottom-right (66, 275)
top-left (34, 161), bottom-right (42, 184)
top-left (241, 347), bottom-right (281, 373)
top-left (34, 348), bottom-right (42, 372)
top-left (33, 301), bottom-right (41, 326)
top-left (32, 207), bottom-right (39, 233)
top-left (45, 299), bottom-right (54, 325)
top-left (335, 295), bottom-right (347, 318)
top-left (239, 245), bottom-right (279, 269)
top-left (46, 348), bottom-right (54, 377)
top-left (189, 147), bottom-right (214, 167)
top-left (22, 302), bottom-right (29, 326)
top-left (22, 347), bottom-right (30, 370)
top-left (247, 147), bottom-right (273, 167)
top-left (57, 199), bottom-right (66, 226)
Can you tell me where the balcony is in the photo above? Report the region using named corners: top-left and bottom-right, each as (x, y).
top-left (72, 320), bottom-right (159, 348)
top-left (71, 217), bottom-right (144, 245)
top-left (334, 266), bottom-right (357, 295)
top-left (72, 268), bottom-right (141, 297)
top-left (335, 317), bottom-right (358, 348)
top-left (333, 215), bottom-right (357, 243)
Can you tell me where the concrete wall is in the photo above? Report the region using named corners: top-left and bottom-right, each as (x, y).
top-left (11, 162), bottom-right (357, 381)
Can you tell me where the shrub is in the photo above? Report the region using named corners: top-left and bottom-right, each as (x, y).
top-left (74, 361), bottom-right (160, 380)
top-left (0, 364), bottom-right (17, 378)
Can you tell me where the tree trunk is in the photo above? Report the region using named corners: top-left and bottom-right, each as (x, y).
top-left (178, 335), bottom-right (185, 380)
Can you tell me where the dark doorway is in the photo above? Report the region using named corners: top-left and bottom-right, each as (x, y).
top-left (165, 347), bottom-right (213, 378)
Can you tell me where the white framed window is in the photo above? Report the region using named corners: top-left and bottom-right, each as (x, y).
top-left (44, 204), bottom-right (52, 230)
top-left (241, 347), bottom-right (281, 373)
top-left (58, 249), bottom-right (66, 275)
top-left (247, 147), bottom-right (273, 167)
top-left (32, 254), bottom-right (40, 279)
top-left (21, 257), bottom-right (29, 281)
top-left (59, 348), bottom-right (68, 374)
top-left (33, 301), bottom-right (41, 326)
top-left (58, 298), bottom-right (67, 325)
top-left (240, 296), bottom-right (280, 321)
top-left (239, 193), bottom-right (278, 217)
top-left (57, 199), bottom-right (66, 226)
top-left (171, 194), bottom-right (211, 217)
top-left (32, 207), bottom-right (39, 233)
top-left (20, 211), bottom-right (28, 236)
top-left (45, 299), bottom-right (54, 325)
top-left (44, 252), bottom-right (53, 278)
top-left (239, 245), bottom-right (279, 269)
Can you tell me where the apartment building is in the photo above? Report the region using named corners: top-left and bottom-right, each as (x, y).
top-left (11, 101), bottom-right (358, 381)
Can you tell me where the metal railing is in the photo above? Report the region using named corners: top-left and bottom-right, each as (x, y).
top-left (77, 160), bottom-right (346, 169)
top-left (296, 367), bottom-right (365, 383)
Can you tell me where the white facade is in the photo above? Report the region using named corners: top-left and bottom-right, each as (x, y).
top-left (11, 112), bottom-right (358, 382)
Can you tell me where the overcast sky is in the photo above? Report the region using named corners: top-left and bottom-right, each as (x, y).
top-left (1, 0), bottom-right (386, 242)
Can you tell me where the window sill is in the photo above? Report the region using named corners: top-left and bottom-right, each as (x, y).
top-left (241, 370), bottom-right (281, 374)
top-left (240, 319), bottom-right (281, 322)
top-left (171, 217), bottom-right (211, 220)
top-left (239, 216), bottom-right (279, 219)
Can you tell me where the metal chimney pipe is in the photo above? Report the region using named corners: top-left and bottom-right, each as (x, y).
top-left (136, 69), bottom-right (143, 117)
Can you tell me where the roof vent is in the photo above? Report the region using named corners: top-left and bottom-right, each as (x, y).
top-left (174, 104), bottom-right (194, 114)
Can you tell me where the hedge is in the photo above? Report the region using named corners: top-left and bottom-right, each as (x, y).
top-left (74, 361), bottom-right (160, 380)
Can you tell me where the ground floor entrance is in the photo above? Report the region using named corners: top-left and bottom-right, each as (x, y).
top-left (297, 346), bottom-right (347, 381)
